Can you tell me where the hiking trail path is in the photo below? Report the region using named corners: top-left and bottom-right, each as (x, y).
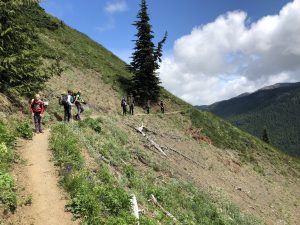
top-left (133, 111), bottom-right (182, 116)
top-left (8, 130), bottom-right (77, 225)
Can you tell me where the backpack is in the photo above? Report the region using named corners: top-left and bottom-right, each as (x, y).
top-left (59, 95), bottom-right (68, 106)
top-left (121, 99), bottom-right (127, 107)
top-left (71, 94), bottom-right (76, 104)
top-left (31, 100), bottom-right (44, 113)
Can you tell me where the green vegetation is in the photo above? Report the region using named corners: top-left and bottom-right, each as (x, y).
top-left (50, 117), bottom-right (262, 225)
top-left (0, 117), bottom-right (36, 213)
top-left (129, 0), bottom-right (167, 102)
top-left (199, 84), bottom-right (300, 158)
top-left (0, 122), bottom-right (16, 212)
top-left (187, 107), bottom-right (300, 177)
top-left (15, 120), bottom-right (33, 140)
top-left (0, 172), bottom-right (17, 211)
top-left (50, 123), bottom-right (135, 224)
top-left (0, 3), bottom-right (298, 224)
top-left (0, 0), bottom-right (54, 96)
top-left (21, 5), bottom-right (131, 95)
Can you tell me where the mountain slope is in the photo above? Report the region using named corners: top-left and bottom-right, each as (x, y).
top-left (198, 83), bottom-right (300, 158)
top-left (2, 5), bottom-right (300, 225)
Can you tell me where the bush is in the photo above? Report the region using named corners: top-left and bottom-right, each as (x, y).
top-left (96, 185), bottom-right (132, 215)
top-left (0, 142), bottom-right (13, 165)
top-left (16, 121), bottom-right (33, 139)
top-left (50, 124), bottom-right (83, 170)
top-left (79, 118), bottom-right (102, 133)
top-left (0, 172), bottom-right (17, 211)
top-left (64, 173), bottom-right (102, 223)
top-left (0, 122), bottom-right (15, 147)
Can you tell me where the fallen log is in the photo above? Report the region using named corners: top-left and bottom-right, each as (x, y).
top-left (147, 137), bottom-right (167, 157)
top-left (150, 194), bottom-right (178, 223)
top-left (163, 146), bottom-right (205, 169)
top-left (129, 123), bottom-right (167, 157)
top-left (131, 194), bottom-right (140, 225)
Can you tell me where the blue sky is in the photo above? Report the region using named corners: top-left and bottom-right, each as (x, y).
top-left (41, 0), bottom-right (300, 105)
top-left (41, 0), bottom-right (290, 62)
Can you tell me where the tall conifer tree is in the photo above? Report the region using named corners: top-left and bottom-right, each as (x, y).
top-left (130, 0), bottom-right (167, 103)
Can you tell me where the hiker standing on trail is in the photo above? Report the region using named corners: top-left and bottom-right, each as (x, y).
top-left (128, 94), bottom-right (135, 115)
top-left (159, 100), bottom-right (165, 114)
top-left (30, 94), bottom-right (45, 133)
top-left (41, 95), bottom-right (49, 110)
top-left (63, 90), bottom-right (74, 122)
top-left (74, 91), bottom-right (84, 120)
top-left (146, 100), bottom-right (150, 114)
top-left (121, 97), bottom-right (127, 115)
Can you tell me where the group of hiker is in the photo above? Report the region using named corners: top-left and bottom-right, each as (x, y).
top-left (29, 90), bottom-right (165, 133)
top-left (121, 95), bottom-right (165, 116)
top-left (59, 90), bottom-right (85, 122)
top-left (29, 90), bottom-right (85, 133)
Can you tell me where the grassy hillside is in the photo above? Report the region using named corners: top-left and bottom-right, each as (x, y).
top-left (198, 83), bottom-right (300, 158)
top-left (1, 4), bottom-right (300, 225)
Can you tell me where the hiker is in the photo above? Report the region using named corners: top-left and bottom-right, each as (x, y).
top-left (30, 94), bottom-right (45, 133)
top-left (159, 100), bottom-right (165, 114)
top-left (74, 90), bottom-right (84, 120)
top-left (62, 90), bottom-right (74, 122)
top-left (121, 97), bottom-right (127, 115)
top-left (146, 100), bottom-right (150, 114)
top-left (128, 94), bottom-right (135, 115)
top-left (41, 95), bottom-right (49, 110)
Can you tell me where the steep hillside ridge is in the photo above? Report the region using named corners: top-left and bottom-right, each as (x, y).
top-left (198, 82), bottom-right (300, 157)
top-left (2, 4), bottom-right (297, 224)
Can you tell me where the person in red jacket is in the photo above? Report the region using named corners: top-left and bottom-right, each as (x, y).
top-left (30, 94), bottom-right (45, 133)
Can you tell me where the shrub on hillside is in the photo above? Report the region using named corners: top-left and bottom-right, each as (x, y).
top-left (16, 121), bottom-right (33, 140)
top-left (0, 143), bottom-right (13, 165)
top-left (0, 122), bottom-right (15, 147)
top-left (50, 124), bottom-right (83, 170)
top-left (79, 118), bottom-right (102, 133)
top-left (0, 172), bottom-right (17, 211)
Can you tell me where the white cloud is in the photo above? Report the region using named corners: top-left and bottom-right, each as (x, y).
top-left (96, 1), bottom-right (128, 32)
top-left (105, 1), bottom-right (128, 14)
top-left (160, 0), bottom-right (300, 105)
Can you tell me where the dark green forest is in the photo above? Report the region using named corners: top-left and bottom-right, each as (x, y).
top-left (198, 83), bottom-right (300, 158)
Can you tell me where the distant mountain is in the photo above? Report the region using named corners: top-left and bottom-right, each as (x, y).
top-left (196, 82), bottom-right (300, 158)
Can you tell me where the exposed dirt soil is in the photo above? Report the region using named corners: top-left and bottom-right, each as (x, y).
top-left (6, 130), bottom-right (78, 225)
top-left (121, 114), bottom-right (300, 225)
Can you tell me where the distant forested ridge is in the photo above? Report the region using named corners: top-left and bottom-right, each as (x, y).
top-left (197, 83), bottom-right (300, 158)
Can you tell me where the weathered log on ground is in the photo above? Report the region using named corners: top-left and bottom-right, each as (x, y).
top-left (131, 194), bottom-right (140, 225)
top-left (150, 194), bottom-right (178, 223)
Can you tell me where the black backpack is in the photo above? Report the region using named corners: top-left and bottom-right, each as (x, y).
top-left (121, 99), bottom-right (127, 107)
top-left (59, 95), bottom-right (68, 106)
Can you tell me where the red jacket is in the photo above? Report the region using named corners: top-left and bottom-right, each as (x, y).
top-left (30, 100), bottom-right (44, 113)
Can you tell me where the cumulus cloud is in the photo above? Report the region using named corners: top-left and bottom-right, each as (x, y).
top-left (160, 0), bottom-right (300, 105)
top-left (105, 1), bottom-right (128, 14)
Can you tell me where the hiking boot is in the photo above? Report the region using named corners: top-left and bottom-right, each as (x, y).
top-left (39, 130), bottom-right (44, 133)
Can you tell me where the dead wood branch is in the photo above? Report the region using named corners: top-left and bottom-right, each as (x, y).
top-left (150, 194), bottom-right (178, 223)
top-left (131, 194), bottom-right (140, 225)
top-left (127, 123), bottom-right (167, 157)
top-left (163, 146), bottom-right (205, 169)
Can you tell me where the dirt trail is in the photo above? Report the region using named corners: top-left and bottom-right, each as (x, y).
top-left (134, 111), bottom-right (182, 116)
top-left (8, 130), bottom-right (77, 225)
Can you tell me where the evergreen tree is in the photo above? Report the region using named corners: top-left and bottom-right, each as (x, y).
top-left (129, 0), bottom-right (167, 103)
top-left (0, 0), bottom-right (51, 96)
top-left (262, 128), bottom-right (270, 144)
